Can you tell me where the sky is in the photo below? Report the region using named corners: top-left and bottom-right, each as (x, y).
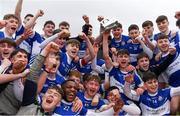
top-left (0, 0), bottom-right (180, 36)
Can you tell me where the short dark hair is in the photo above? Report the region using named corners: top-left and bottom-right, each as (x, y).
top-left (142, 20), bottom-right (153, 27)
top-left (117, 49), bottom-right (129, 56)
top-left (48, 85), bottom-right (64, 96)
top-left (66, 39), bottom-right (80, 47)
top-left (156, 34), bottom-right (169, 41)
top-left (128, 24), bottom-right (139, 32)
top-left (137, 52), bottom-right (150, 62)
top-left (82, 24), bottom-right (92, 35)
top-left (113, 22), bottom-right (122, 29)
top-left (24, 14), bottom-right (34, 19)
top-left (59, 21), bottom-right (70, 28)
top-left (176, 19), bottom-right (180, 28)
top-left (61, 80), bottom-right (77, 90)
top-left (107, 86), bottom-right (119, 94)
top-left (0, 38), bottom-right (16, 48)
top-left (156, 15), bottom-right (168, 23)
top-left (142, 72), bottom-right (157, 82)
top-left (10, 48), bottom-right (29, 59)
top-left (86, 74), bottom-right (101, 84)
top-left (43, 20), bottom-right (55, 28)
top-left (3, 14), bottom-right (19, 22)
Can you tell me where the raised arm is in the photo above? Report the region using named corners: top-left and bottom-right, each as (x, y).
top-left (14, 0), bottom-right (23, 27)
top-left (142, 30), bottom-right (156, 50)
top-left (102, 31), bottom-right (113, 70)
top-left (124, 75), bottom-right (140, 101)
top-left (22, 42), bottom-right (60, 106)
top-left (24, 9), bottom-right (44, 29)
top-left (153, 47), bottom-right (176, 76)
top-left (79, 32), bottom-right (95, 62)
top-left (136, 37), bottom-right (153, 59)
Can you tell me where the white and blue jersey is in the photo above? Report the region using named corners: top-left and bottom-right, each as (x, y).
top-left (154, 31), bottom-right (179, 46)
top-left (58, 52), bottom-right (81, 79)
top-left (125, 40), bottom-right (143, 66)
top-left (109, 67), bottom-right (143, 92)
top-left (110, 35), bottom-right (129, 50)
top-left (119, 93), bottom-right (135, 115)
top-left (78, 58), bottom-right (105, 75)
top-left (77, 91), bottom-right (105, 110)
top-left (160, 32), bottom-right (180, 87)
top-left (15, 25), bottom-right (32, 54)
top-left (28, 32), bottom-right (44, 65)
top-left (139, 88), bottom-right (171, 115)
top-left (0, 30), bottom-right (15, 40)
top-left (53, 100), bottom-right (87, 115)
top-left (39, 74), bottom-right (65, 97)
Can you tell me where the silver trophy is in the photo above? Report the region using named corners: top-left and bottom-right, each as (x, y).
top-left (100, 18), bottom-right (119, 32)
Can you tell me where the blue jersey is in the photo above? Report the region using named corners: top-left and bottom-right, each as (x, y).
top-left (28, 32), bottom-right (44, 65)
top-left (0, 31), bottom-right (15, 40)
top-left (110, 35), bottom-right (129, 50)
top-left (77, 92), bottom-right (105, 110)
top-left (58, 52), bottom-right (81, 78)
top-left (125, 40), bottom-right (143, 66)
top-left (15, 25), bottom-right (44, 65)
top-left (159, 43), bottom-right (180, 87)
top-left (15, 25), bottom-right (32, 54)
top-left (154, 31), bottom-right (179, 46)
top-left (139, 88), bottom-right (171, 115)
top-left (39, 74), bottom-right (65, 97)
top-left (78, 58), bottom-right (105, 74)
top-left (53, 100), bottom-right (87, 115)
top-left (109, 67), bottom-right (143, 92)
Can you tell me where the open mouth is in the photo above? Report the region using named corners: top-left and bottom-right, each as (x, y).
top-left (53, 64), bottom-right (57, 68)
top-left (71, 51), bottom-right (77, 56)
top-left (89, 89), bottom-right (96, 94)
top-left (120, 61), bottom-right (127, 65)
top-left (3, 52), bottom-right (10, 56)
top-left (11, 27), bottom-right (16, 31)
top-left (46, 97), bottom-right (53, 104)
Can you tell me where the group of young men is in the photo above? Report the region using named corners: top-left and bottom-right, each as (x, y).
top-left (0, 0), bottom-right (180, 115)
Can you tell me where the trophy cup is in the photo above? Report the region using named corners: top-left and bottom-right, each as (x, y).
top-left (100, 18), bottom-right (119, 32)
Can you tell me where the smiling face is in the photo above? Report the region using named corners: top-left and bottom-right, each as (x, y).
top-left (42, 88), bottom-right (62, 112)
top-left (117, 54), bottom-right (130, 70)
top-left (54, 37), bottom-right (66, 49)
top-left (62, 81), bottom-right (77, 102)
top-left (107, 89), bottom-right (121, 103)
top-left (137, 57), bottom-right (150, 71)
top-left (5, 18), bottom-right (18, 36)
top-left (43, 24), bottom-right (55, 38)
top-left (0, 42), bottom-right (15, 59)
top-left (157, 38), bottom-right (170, 53)
top-left (85, 80), bottom-right (100, 98)
top-left (145, 79), bottom-right (158, 94)
top-left (44, 52), bottom-right (60, 74)
top-left (129, 29), bottom-right (140, 40)
top-left (112, 27), bottom-right (123, 39)
top-left (66, 43), bottom-right (79, 59)
top-left (157, 20), bottom-right (169, 33)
